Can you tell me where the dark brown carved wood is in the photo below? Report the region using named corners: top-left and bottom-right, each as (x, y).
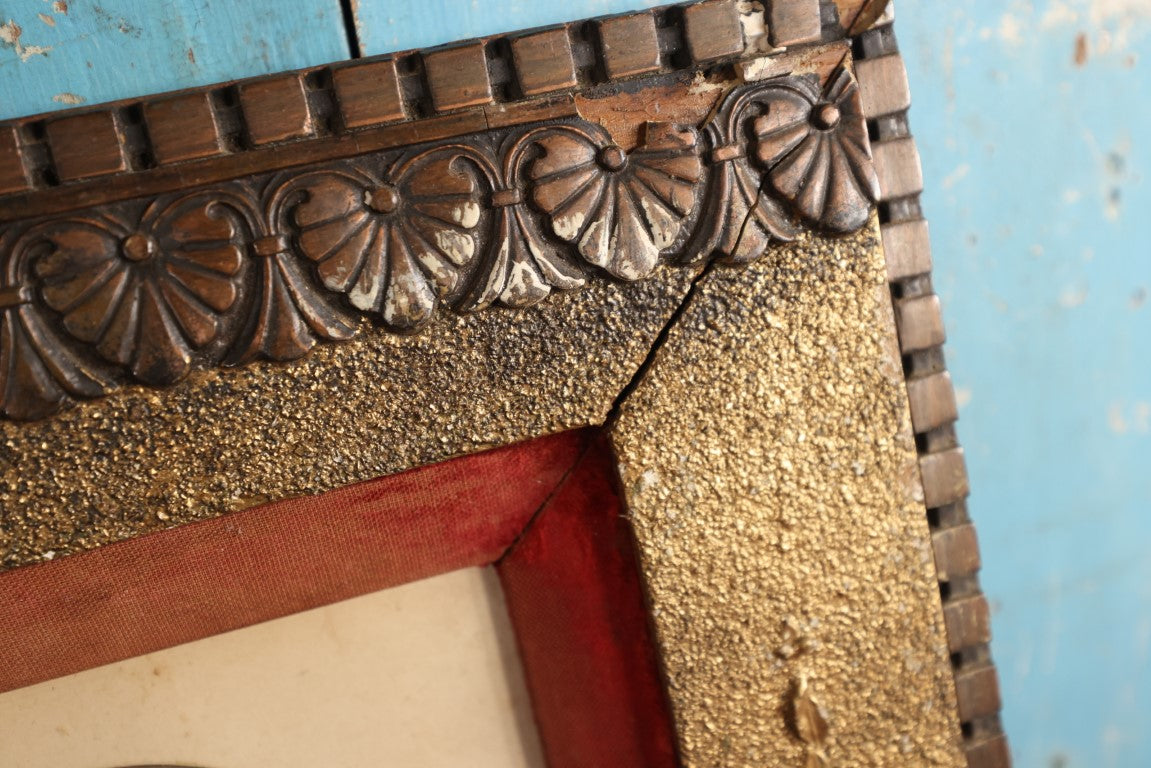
top-left (0, 67), bottom-right (879, 419)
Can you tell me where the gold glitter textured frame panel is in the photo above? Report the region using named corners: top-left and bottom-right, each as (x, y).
top-left (0, 1), bottom-right (1007, 765)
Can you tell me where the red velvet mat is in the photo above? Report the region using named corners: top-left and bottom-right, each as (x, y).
top-left (0, 427), bottom-right (678, 768)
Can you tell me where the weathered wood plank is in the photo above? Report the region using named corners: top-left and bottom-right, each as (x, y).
top-left (350, 0), bottom-right (662, 56)
top-left (0, 0), bottom-right (349, 120)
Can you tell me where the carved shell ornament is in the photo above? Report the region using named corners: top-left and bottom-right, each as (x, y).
top-left (0, 68), bottom-right (879, 419)
top-left (531, 123), bottom-right (703, 281)
top-left (290, 150), bottom-right (482, 330)
top-left (0, 229), bottom-right (111, 420)
top-left (753, 68), bottom-right (880, 233)
top-left (33, 196), bottom-right (243, 385)
top-left (684, 81), bottom-right (800, 265)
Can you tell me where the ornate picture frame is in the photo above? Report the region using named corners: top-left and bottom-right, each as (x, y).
top-left (0, 1), bottom-right (1007, 765)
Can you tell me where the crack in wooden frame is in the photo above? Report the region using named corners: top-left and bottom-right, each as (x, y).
top-left (0, 1), bottom-right (1008, 765)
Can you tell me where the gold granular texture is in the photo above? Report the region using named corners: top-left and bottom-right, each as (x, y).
top-left (0, 272), bottom-right (695, 570)
top-left (611, 224), bottom-right (966, 767)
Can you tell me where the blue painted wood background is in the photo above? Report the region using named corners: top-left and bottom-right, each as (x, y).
top-left (903, 3), bottom-right (1151, 767)
top-left (4, 1), bottom-right (1150, 765)
top-left (0, 0), bottom-right (349, 120)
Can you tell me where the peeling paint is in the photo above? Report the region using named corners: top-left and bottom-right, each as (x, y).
top-left (1074, 32), bottom-right (1089, 64)
top-left (0, 19), bottom-right (20, 46)
top-left (52, 92), bottom-right (84, 104)
top-left (999, 13), bottom-right (1025, 46)
top-left (1089, 0), bottom-right (1151, 24)
top-left (687, 71), bottom-right (728, 96)
top-left (455, 201), bottom-right (479, 228)
top-left (1137, 402), bottom-right (1151, 433)
top-left (1058, 283), bottom-right (1089, 308)
top-left (37, 12), bottom-right (55, 27)
top-left (90, 4), bottom-right (143, 37)
top-left (904, 2), bottom-right (1151, 764)
top-left (431, 228), bottom-right (472, 265)
top-left (941, 163), bottom-right (971, 190)
top-left (1042, 1), bottom-right (1081, 29)
top-left (736, 0), bottom-right (771, 56)
top-left (553, 211), bottom-right (585, 241)
top-left (955, 387), bottom-right (973, 409)
top-left (1107, 401), bottom-right (1151, 434)
top-left (0, 20), bottom-right (52, 61)
top-left (1109, 405), bottom-right (1126, 433)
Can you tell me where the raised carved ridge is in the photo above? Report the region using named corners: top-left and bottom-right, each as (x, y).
top-left (0, 69), bottom-right (877, 420)
top-left (852, 12), bottom-right (1011, 767)
top-left (0, 0), bottom-right (759, 203)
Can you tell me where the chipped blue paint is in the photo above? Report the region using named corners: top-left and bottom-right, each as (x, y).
top-left (0, 0), bottom-right (349, 120)
top-left (903, 2), bottom-right (1151, 766)
top-left (350, 0), bottom-right (663, 56)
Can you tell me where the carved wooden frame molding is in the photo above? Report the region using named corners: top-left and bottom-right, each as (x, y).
top-left (0, 4), bottom-right (886, 419)
top-left (0, 1), bottom-right (1008, 766)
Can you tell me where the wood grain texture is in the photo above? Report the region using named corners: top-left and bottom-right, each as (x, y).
top-left (920, 448), bottom-right (971, 510)
top-left (851, 16), bottom-right (1010, 763)
top-left (965, 735), bottom-right (1012, 768)
top-left (943, 595), bottom-right (993, 654)
top-left (332, 59), bottom-right (407, 128)
top-left (350, 0), bottom-right (664, 57)
top-left (932, 523), bottom-right (982, 582)
top-left (0, 3), bottom-right (1006, 763)
top-left (768, 0), bottom-right (823, 47)
top-left (907, 371), bottom-right (960, 434)
top-left (0, 68), bottom-right (880, 419)
top-left (144, 92), bottom-right (223, 164)
top-left (683, 0), bottom-right (743, 63)
top-left (240, 74), bottom-right (314, 145)
top-left (873, 136), bottom-right (925, 199)
top-left (0, 127), bottom-right (27, 195)
top-left (44, 110), bottom-right (126, 180)
top-left (0, 0), bottom-right (350, 121)
top-left (510, 29), bottom-right (578, 96)
top-left (598, 12), bottom-right (660, 79)
top-left (880, 218), bottom-right (933, 280)
top-left (423, 43), bottom-right (494, 111)
top-left (854, 53), bottom-right (911, 118)
top-left (895, 294), bottom-right (947, 353)
top-left (954, 665), bottom-right (1003, 723)
top-left (0, 1), bottom-right (752, 220)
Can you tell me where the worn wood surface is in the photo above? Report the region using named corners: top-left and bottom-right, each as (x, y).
top-left (0, 59), bottom-right (881, 417)
top-left (349, 0), bottom-right (660, 57)
top-left (0, 0), bottom-right (349, 121)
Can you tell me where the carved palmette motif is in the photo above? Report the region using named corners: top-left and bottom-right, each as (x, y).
top-left (753, 68), bottom-right (880, 233)
top-left (33, 195), bottom-right (245, 383)
top-left (289, 151), bottom-right (482, 329)
top-left (531, 123), bottom-right (703, 281)
top-left (0, 70), bottom-right (879, 419)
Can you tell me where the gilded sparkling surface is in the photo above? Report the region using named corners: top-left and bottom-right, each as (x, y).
top-left (0, 271), bottom-right (695, 569)
top-left (610, 224), bottom-right (966, 767)
top-left (0, 57), bottom-right (965, 766)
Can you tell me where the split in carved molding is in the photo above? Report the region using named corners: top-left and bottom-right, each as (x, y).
top-left (0, 68), bottom-right (877, 419)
